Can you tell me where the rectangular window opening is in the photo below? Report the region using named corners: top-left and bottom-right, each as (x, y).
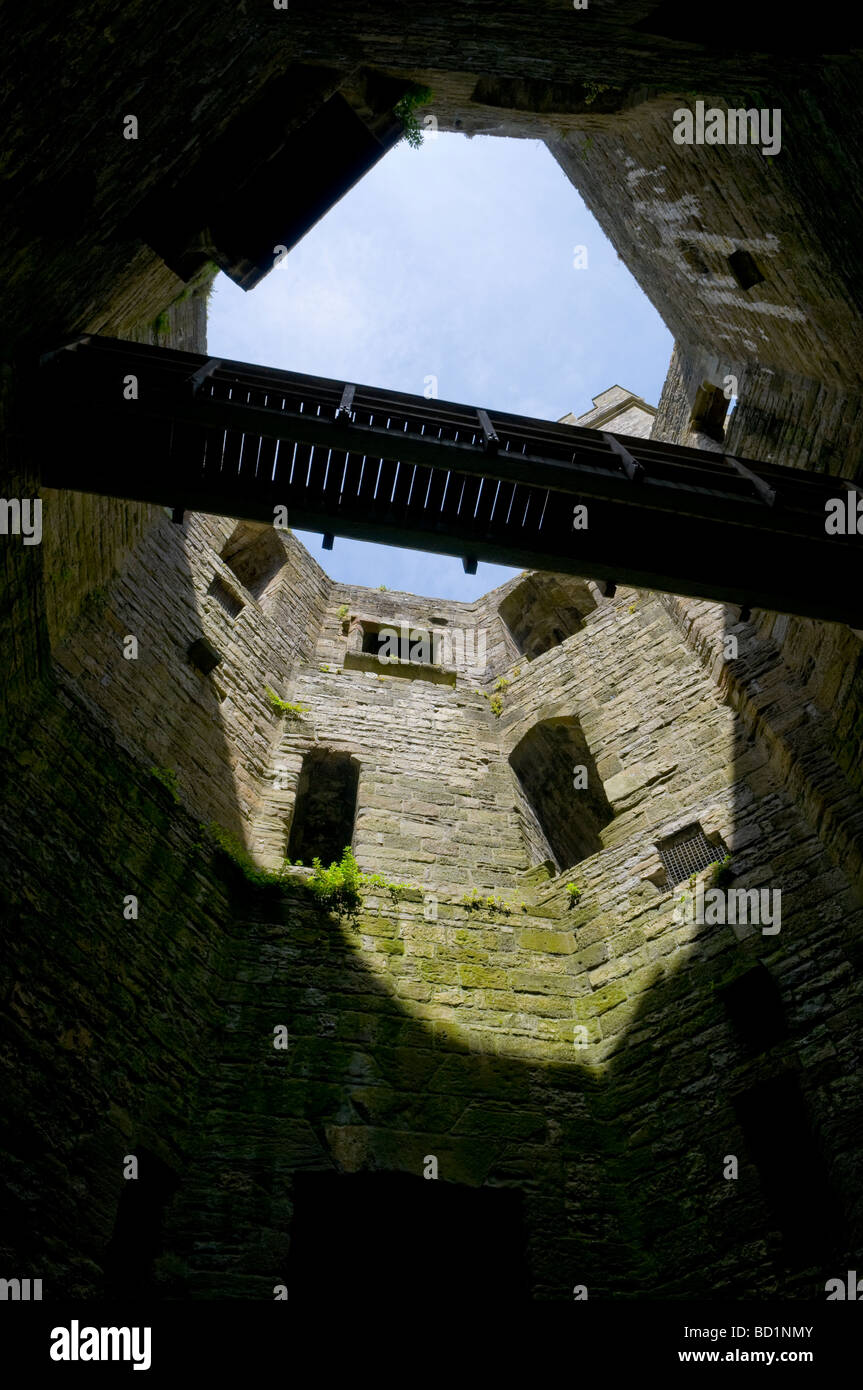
top-left (732, 1073), bottom-right (842, 1263)
top-left (103, 1147), bottom-right (179, 1299)
top-left (657, 823), bottom-right (724, 886)
top-left (207, 574), bottom-right (244, 620)
top-left (719, 962), bottom-right (786, 1053)
top-left (287, 749), bottom-right (359, 866)
top-left (727, 248), bottom-right (765, 291)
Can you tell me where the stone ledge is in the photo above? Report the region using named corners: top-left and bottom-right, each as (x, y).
top-left (343, 650), bottom-right (457, 686)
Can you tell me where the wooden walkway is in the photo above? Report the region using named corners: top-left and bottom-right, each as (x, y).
top-left (38, 335), bottom-right (862, 626)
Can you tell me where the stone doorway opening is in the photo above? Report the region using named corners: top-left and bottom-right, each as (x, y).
top-left (287, 749), bottom-right (360, 865)
top-left (102, 1148), bottom-right (179, 1299)
top-left (287, 1170), bottom-right (529, 1299)
top-left (732, 1073), bottom-right (842, 1265)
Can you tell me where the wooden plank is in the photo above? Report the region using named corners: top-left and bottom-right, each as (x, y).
top-left (455, 473), bottom-right (482, 523)
top-left (724, 454), bottom-right (777, 507)
top-left (356, 455), bottom-right (380, 504)
top-left (323, 446), bottom-right (349, 501)
top-left (602, 430), bottom-right (645, 482)
top-left (406, 464), bottom-right (434, 517)
top-left (423, 465), bottom-right (449, 518)
top-left (477, 408), bottom-right (500, 454)
top-left (389, 459), bottom-right (413, 516)
top-left (503, 482), bottom-right (531, 533)
top-left (254, 396), bottom-right (280, 486)
top-left (438, 469), bottom-right (464, 524)
top-left (187, 358), bottom-right (223, 396)
top-left (338, 453), bottom-right (366, 506)
top-left (270, 436), bottom-right (295, 497)
top-left (373, 457), bottom-right (400, 509)
top-left (304, 443), bottom-right (329, 497)
top-left (471, 475), bottom-right (497, 533)
top-left (335, 382), bottom-right (356, 423)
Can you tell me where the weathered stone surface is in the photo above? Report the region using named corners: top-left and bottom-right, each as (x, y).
top-left (2, 8), bottom-right (863, 1304)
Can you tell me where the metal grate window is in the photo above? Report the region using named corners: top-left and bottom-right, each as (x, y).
top-left (657, 824), bottom-right (723, 885)
top-left (207, 574), bottom-right (244, 620)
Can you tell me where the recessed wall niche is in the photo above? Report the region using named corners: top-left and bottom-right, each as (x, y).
top-left (509, 717), bottom-right (612, 871)
top-left (219, 522), bottom-right (287, 604)
top-left (499, 575), bottom-right (597, 661)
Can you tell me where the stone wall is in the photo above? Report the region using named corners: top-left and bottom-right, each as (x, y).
top-left (0, 678), bottom-right (237, 1297)
top-left (3, 1), bottom-right (863, 1304)
top-left (562, 384), bottom-right (657, 439)
top-left (649, 346), bottom-right (863, 893)
top-left (161, 582), bottom-right (863, 1299)
top-left (1, 292), bottom-right (209, 740)
top-left (7, 446), bottom-right (863, 1297)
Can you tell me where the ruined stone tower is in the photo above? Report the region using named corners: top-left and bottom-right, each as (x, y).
top-left (2, 2), bottom-right (863, 1320)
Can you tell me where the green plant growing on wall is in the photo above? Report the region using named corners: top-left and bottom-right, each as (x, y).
top-left (565, 882), bottom-right (582, 906)
top-left (150, 260), bottom-right (220, 338)
top-left (679, 871), bottom-right (698, 902)
top-left (337, 605), bottom-right (349, 620)
top-left (513, 666), bottom-right (521, 678)
top-left (462, 888), bottom-right (512, 915)
top-left (708, 854), bottom-right (734, 888)
top-left (203, 822), bottom-right (287, 886)
top-left (582, 81), bottom-right (612, 106)
top-left (475, 688), bottom-right (504, 717)
top-left (151, 766), bottom-right (180, 803)
top-left (201, 833), bottom-right (410, 911)
top-left (494, 677), bottom-right (510, 692)
top-left (393, 85), bottom-right (433, 148)
top-left (264, 687), bottom-right (309, 718)
top-left (362, 868), bottom-right (411, 906)
top-left (319, 664), bottom-right (330, 672)
top-left (307, 848), bottom-right (412, 921)
top-left (308, 847), bottom-right (365, 920)
top-left (377, 584), bottom-right (388, 591)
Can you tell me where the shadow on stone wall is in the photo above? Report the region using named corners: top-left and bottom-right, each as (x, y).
top-left (162, 767), bottom-right (862, 1302)
top-left (0, 556), bottom-right (242, 1297)
top-left (3, 642), bottom-right (862, 1300)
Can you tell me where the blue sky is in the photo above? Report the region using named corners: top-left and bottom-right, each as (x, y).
top-left (207, 132), bottom-right (673, 600)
